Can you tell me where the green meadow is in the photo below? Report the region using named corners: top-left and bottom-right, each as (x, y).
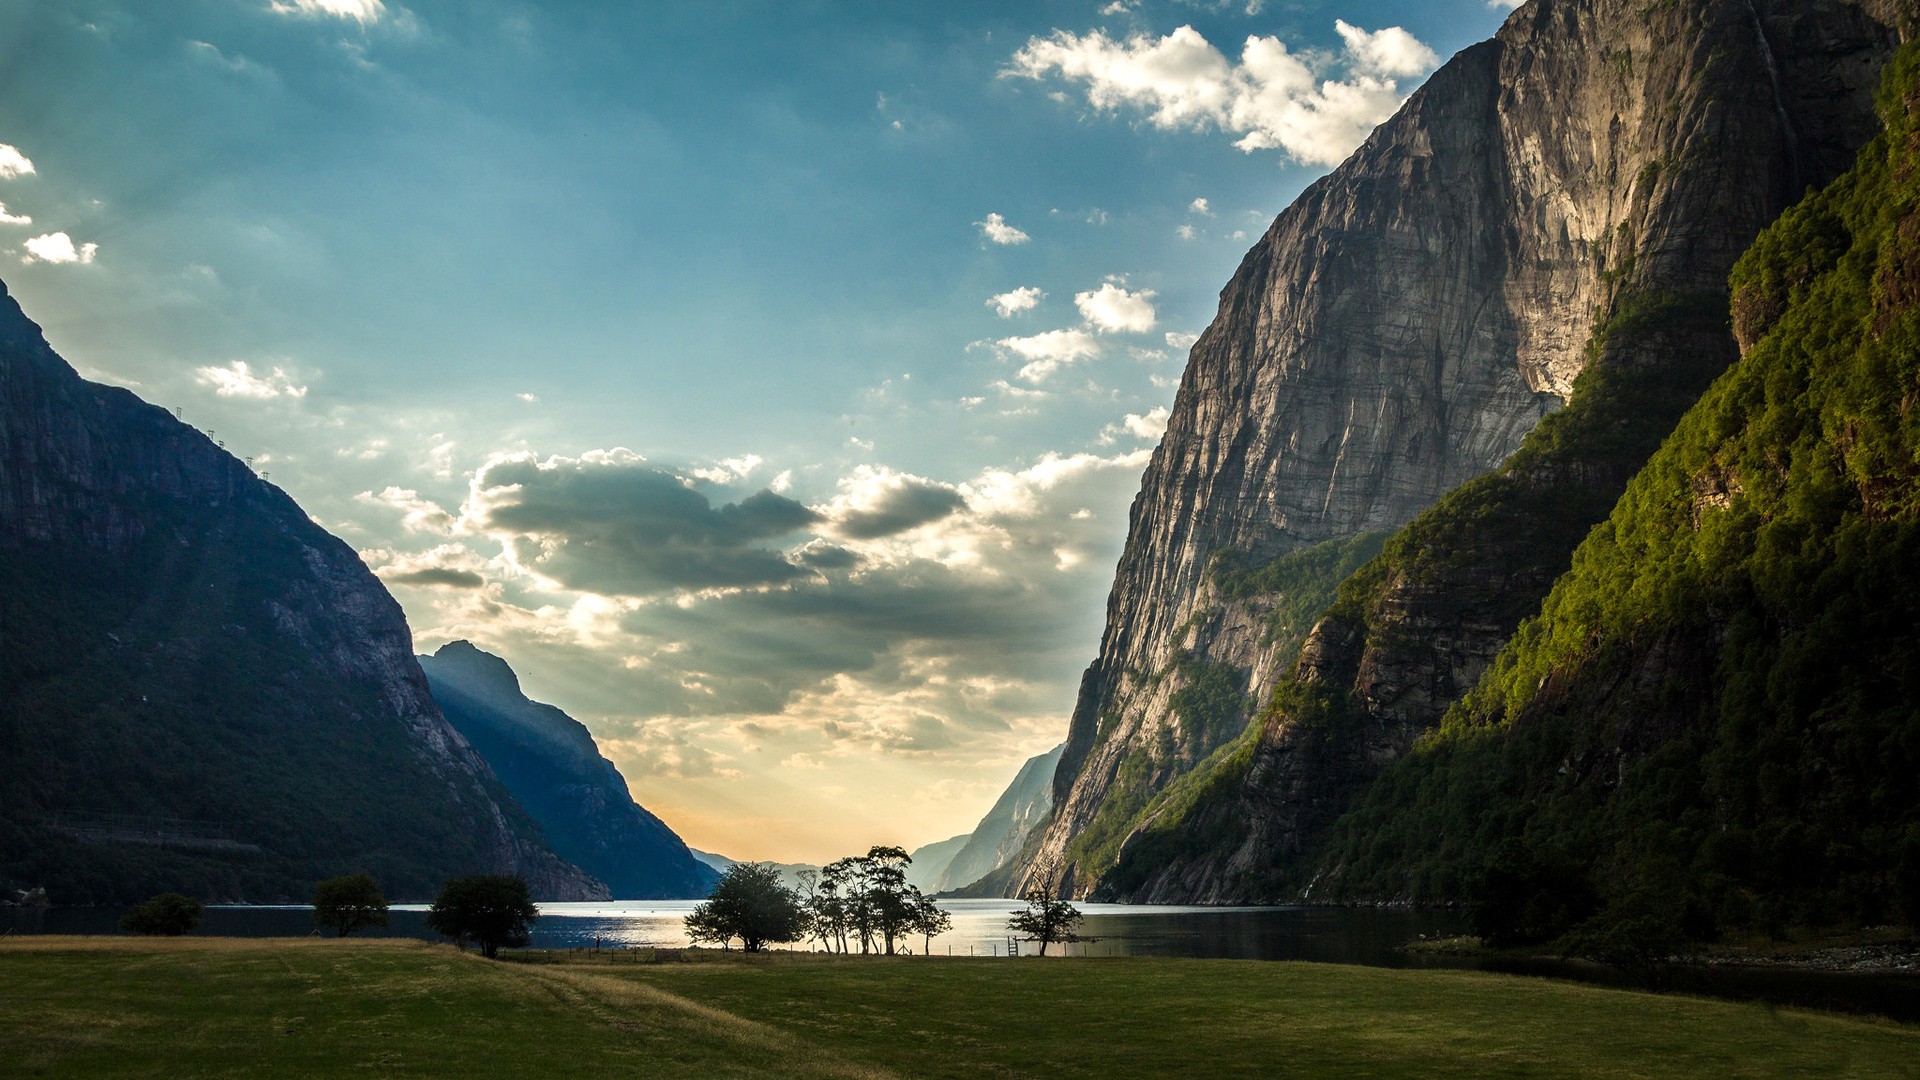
top-left (4, 937), bottom-right (1917, 1078)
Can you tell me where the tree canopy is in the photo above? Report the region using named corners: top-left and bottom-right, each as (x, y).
top-left (1009, 887), bottom-right (1082, 956)
top-left (120, 892), bottom-right (203, 936)
top-left (685, 862), bottom-right (805, 953)
top-left (425, 874), bottom-right (538, 958)
top-left (312, 872), bottom-right (389, 938)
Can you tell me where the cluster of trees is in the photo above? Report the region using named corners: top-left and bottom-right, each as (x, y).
top-left (687, 846), bottom-right (951, 955)
top-left (687, 846), bottom-right (1090, 957)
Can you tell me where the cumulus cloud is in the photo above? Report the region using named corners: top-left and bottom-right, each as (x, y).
top-left (1123, 406), bottom-right (1170, 439)
top-left (1489, 0), bottom-right (1525, 7)
top-left (464, 449), bottom-right (819, 596)
top-left (0, 203), bottom-right (27, 226)
top-left (269, 0), bottom-right (387, 23)
top-left (975, 212), bottom-right (1030, 245)
top-left (1188, 197), bottom-right (1213, 216)
top-left (359, 486), bottom-right (458, 534)
top-left (987, 286), bottom-right (1045, 318)
top-left (1165, 330), bottom-right (1200, 350)
top-left (21, 232), bottom-right (97, 265)
top-left (0, 145), bottom-right (32, 179)
top-left (367, 543), bottom-right (494, 589)
top-left (991, 328), bottom-right (1101, 382)
top-left (1006, 21), bottom-right (1439, 166)
top-left (194, 360), bottom-right (307, 398)
top-left (822, 467), bottom-right (968, 540)
top-left (1075, 281), bottom-right (1157, 334)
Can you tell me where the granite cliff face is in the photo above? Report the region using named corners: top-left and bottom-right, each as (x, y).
top-left (419, 641), bottom-right (718, 899)
top-left (0, 280), bottom-right (603, 902)
top-left (1019, 0), bottom-right (1911, 899)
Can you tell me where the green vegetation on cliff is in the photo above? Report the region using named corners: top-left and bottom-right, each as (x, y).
top-left (1059, 534), bottom-right (1383, 887)
top-left (1323, 46), bottom-right (1920, 937)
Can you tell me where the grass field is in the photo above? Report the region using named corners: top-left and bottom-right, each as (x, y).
top-left (3, 937), bottom-right (1918, 1078)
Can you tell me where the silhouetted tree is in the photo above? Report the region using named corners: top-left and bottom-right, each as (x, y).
top-left (426, 875), bottom-right (538, 958)
top-left (121, 893), bottom-right (203, 936)
top-left (1008, 886), bottom-right (1082, 956)
top-left (910, 891), bottom-right (951, 955)
top-left (685, 862), bottom-right (805, 953)
top-left (313, 872), bottom-right (389, 938)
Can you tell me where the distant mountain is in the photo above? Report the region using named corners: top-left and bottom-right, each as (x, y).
top-left (928, 744), bottom-right (1061, 895)
top-left (688, 849), bottom-right (818, 893)
top-left (904, 834), bottom-right (968, 892)
top-left (419, 641), bottom-right (717, 900)
top-left (0, 279), bottom-right (602, 904)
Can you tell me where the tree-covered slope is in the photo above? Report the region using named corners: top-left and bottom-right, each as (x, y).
top-left (419, 642), bottom-right (717, 899)
top-left (1321, 46), bottom-right (1920, 935)
top-left (0, 281), bottom-right (603, 904)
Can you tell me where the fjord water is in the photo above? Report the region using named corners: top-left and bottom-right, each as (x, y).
top-left (1, 900), bottom-right (1461, 962)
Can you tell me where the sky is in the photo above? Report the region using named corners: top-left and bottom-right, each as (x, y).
top-left (0, 0), bottom-right (1519, 863)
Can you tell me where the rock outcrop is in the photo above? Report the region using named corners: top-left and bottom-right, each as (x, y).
top-left (0, 279), bottom-right (604, 902)
top-left (419, 641), bottom-right (718, 899)
top-left (1019, 0), bottom-right (1911, 899)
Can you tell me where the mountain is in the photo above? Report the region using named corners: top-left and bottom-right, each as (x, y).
top-left (417, 641), bottom-right (718, 899)
top-left (0, 280), bottom-right (603, 904)
top-left (1014, 0), bottom-right (1914, 901)
top-left (1311, 47), bottom-right (1920, 935)
top-left (904, 834), bottom-right (969, 893)
top-left (687, 850), bottom-right (820, 893)
top-left (930, 744), bottom-right (1062, 895)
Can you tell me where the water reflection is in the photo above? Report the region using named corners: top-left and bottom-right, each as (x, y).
top-left (6, 901), bottom-right (1914, 1022)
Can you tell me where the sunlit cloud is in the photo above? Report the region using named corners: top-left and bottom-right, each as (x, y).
top-left (21, 232), bottom-right (97, 265)
top-left (0, 204), bottom-right (28, 226)
top-left (268, 0), bottom-right (387, 23)
top-left (975, 212), bottom-right (1030, 245)
top-left (992, 328), bottom-right (1102, 382)
top-left (359, 486), bottom-right (458, 534)
top-left (1075, 281), bottom-right (1157, 334)
top-left (0, 145), bottom-right (32, 180)
top-left (1188, 197), bottom-right (1213, 216)
top-left (1006, 20), bottom-right (1439, 166)
top-left (987, 285), bottom-right (1045, 318)
top-left (193, 359), bottom-right (308, 398)
top-left (1165, 330), bottom-right (1199, 349)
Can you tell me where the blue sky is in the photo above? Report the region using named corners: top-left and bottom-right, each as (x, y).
top-left (0, 0), bottom-right (1517, 861)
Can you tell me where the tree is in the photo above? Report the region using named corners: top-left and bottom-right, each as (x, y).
top-left (910, 891), bottom-right (951, 955)
top-left (312, 872), bottom-right (389, 938)
top-left (1008, 886), bottom-right (1082, 956)
top-left (425, 875), bottom-right (538, 958)
top-left (121, 893), bottom-right (203, 936)
top-left (685, 862), bottom-right (805, 953)
top-left (1559, 888), bottom-right (1690, 991)
top-left (861, 845), bottom-right (917, 956)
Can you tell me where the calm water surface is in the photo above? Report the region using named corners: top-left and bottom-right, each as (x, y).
top-left (7, 900), bottom-right (1915, 1021)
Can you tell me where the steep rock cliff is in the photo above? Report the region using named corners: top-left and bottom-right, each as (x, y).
top-left (1320, 52), bottom-right (1920, 931)
top-left (1022, 0), bottom-right (1909, 898)
top-left (0, 281), bottom-right (604, 902)
top-left (419, 641), bottom-right (718, 899)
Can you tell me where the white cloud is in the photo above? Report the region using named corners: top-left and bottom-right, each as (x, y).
top-left (993, 329), bottom-right (1101, 382)
top-left (1334, 20), bottom-right (1439, 78)
top-left (1123, 406), bottom-right (1170, 439)
top-left (987, 286), bottom-right (1045, 318)
top-left (1165, 330), bottom-right (1200, 349)
top-left (690, 453), bottom-right (764, 485)
top-left (20, 232), bottom-right (96, 265)
top-left (0, 203), bottom-right (27, 226)
top-left (517, 392), bottom-right (538, 402)
top-left (268, 0), bottom-right (386, 23)
top-left (1007, 21), bottom-right (1439, 167)
top-left (976, 212), bottom-right (1030, 245)
top-left (1075, 281), bottom-right (1157, 334)
top-left (1175, 223), bottom-right (1197, 240)
top-left (1188, 197), bottom-right (1213, 216)
top-left (359, 488), bottom-right (459, 535)
top-left (1489, 0), bottom-right (1525, 7)
top-left (0, 145), bottom-right (32, 180)
top-left (193, 360), bottom-right (308, 399)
